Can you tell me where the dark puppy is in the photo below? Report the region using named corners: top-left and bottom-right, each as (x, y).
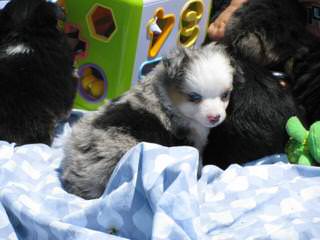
top-left (223, 0), bottom-right (312, 68)
top-left (203, 59), bottom-right (299, 169)
top-left (203, 0), bottom-right (319, 168)
top-left (0, 0), bottom-right (76, 145)
top-left (222, 0), bottom-right (320, 125)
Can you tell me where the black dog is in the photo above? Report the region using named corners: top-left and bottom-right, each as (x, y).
top-left (203, 59), bottom-right (299, 169)
top-left (222, 0), bottom-right (320, 126)
top-left (203, 0), bottom-right (320, 168)
top-left (222, 0), bottom-right (313, 69)
top-left (0, 0), bottom-right (76, 145)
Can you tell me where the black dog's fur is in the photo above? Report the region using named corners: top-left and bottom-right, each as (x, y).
top-left (223, 0), bottom-right (320, 126)
top-left (289, 42), bottom-right (320, 125)
top-left (0, 0), bottom-right (76, 145)
top-left (204, 59), bottom-right (299, 168)
top-left (203, 0), bottom-right (320, 168)
top-left (222, 0), bottom-right (320, 124)
top-left (223, 0), bottom-right (313, 68)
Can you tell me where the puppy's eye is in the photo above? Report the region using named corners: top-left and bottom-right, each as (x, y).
top-left (221, 90), bottom-right (231, 101)
top-left (188, 92), bottom-right (202, 103)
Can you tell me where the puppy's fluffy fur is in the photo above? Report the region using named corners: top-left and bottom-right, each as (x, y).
top-left (204, 59), bottom-right (299, 168)
top-left (0, 0), bottom-right (76, 145)
top-left (61, 43), bottom-right (235, 199)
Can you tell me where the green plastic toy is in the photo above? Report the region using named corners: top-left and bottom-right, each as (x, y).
top-left (285, 116), bottom-right (320, 166)
top-left (61, 0), bottom-right (212, 110)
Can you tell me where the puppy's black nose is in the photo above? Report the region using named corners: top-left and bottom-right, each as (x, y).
top-left (207, 115), bottom-right (220, 124)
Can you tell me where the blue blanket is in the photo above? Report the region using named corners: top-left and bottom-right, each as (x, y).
top-left (0, 1), bottom-right (9, 9)
top-left (1, 114), bottom-right (320, 240)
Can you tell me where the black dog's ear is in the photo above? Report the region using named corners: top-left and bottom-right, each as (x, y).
top-left (163, 46), bottom-right (192, 79)
top-left (229, 56), bottom-right (245, 84)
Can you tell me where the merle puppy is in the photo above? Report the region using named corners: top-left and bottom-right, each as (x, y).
top-left (61, 43), bottom-right (236, 199)
top-left (0, 0), bottom-right (76, 145)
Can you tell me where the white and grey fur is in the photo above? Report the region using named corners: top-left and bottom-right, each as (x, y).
top-left (61, 43), bottom-right (235, 199)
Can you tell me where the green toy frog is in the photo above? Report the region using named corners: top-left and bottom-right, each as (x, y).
top-left (285, 116), bottom-right (320, 166)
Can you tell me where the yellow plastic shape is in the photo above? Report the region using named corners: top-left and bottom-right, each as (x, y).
top-left (147, 8), bottom-right (175, 58)
top-left (179, 0), bottom-right (204, 47)
top-left (80, 66), bottom-right (106, 100)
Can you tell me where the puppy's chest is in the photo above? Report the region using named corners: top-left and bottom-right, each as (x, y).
top-left (188, 124), bottom-right (210, 153)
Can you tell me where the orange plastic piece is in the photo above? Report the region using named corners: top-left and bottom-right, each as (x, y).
top-left (179, 0), bottom-right (204, 47)
top-left (147, 8), bottom-right (175, 58)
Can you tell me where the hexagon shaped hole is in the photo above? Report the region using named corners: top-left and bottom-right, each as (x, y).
top-left (89, 5), bottom-right (116, 41)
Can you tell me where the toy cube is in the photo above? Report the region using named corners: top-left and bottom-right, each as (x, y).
top-left (63, 0), bottom-right (211, 110)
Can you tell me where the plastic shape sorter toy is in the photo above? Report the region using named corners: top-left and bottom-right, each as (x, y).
top-left (62, 0), bottom-right (211, 110)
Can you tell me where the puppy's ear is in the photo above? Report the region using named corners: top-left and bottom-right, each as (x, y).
top-left (163, 46), bottom-right (192, 79)
top-left (229, 56), bottom-right (245, 84)
top-left (234, 66), bottom-right (245, 85)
